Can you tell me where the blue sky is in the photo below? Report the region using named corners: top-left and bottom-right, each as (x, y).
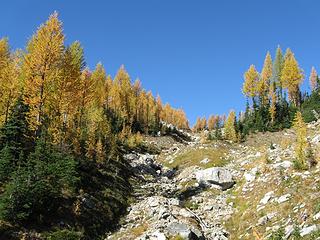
top-left (1, 1), bottom-right (320, 125)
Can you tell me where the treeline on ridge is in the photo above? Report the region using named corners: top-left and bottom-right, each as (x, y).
top-left (193, 46), bottom-right (320, 142)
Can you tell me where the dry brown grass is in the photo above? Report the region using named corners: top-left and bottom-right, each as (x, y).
top-left (225, 165), bottom-right (320, 239)
top-left (131, 222), bottom-right (149, 238)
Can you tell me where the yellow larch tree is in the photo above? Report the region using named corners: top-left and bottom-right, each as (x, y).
top-left (114, 65), bottom-right (134, 126)
top-left (280, 53), bottom-right (304, 107)
top-left (208, 115), bottom-right (219, 131)
top-left (259, 52), bottom-right (272, 105)
top-left (243, 64), bottom-right (259, 105)
top-left (155, 94), bottom-right (162, 129)
top-left (146, 91), bottom-right (156, 133)
top-left (269, 82), bottom-right (277, 124)
top-left (132, 79), bottom-right (142, 126)
top-left (77, 69), bottom-right (95, 129)
top-left (193, 117), bottom-right (202, 132)
top-left (173, 109), bottom-right (189, 129)
top-left (224, 110), bottom-right (237, 142)
top-left (161, 103), bottom-right (171, 124)
top-left (91, 63), bottom-right (107, 108)
top-left (104, 75), bottom-right (113, 110)
top-left (0, 39), bottom-right (21, 125)
top-left (201, 117), bottom-right (207, 130)
top-left (284, 48), bottom-right (293, 61)
top-left (23, 12), bottom-right (64, 132)
top-left (51, 41), bottom-right (85, 144)
top-left (293, 111), bottom-right (307, 168)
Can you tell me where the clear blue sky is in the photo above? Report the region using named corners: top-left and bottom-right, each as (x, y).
top-left (1, 1), bottom-right (320, 125)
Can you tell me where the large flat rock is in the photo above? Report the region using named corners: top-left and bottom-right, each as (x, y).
top-left (195, 167), bottom-right (235, 190)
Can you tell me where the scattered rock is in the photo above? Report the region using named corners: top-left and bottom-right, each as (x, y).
top-left (179, 208), bottom-right (193, 218)
top-left (257, 212), bottom-right (276, 226)
top-left (244, 172), bottom-right (255, 182)
top-left (200, 158), bottom-right (210, 164)
top-left (284, 225), bottom-right (294, 239)
top-left (277, 194), bottom-right (291, 204)
top-left (149, 230), bottom-right (166, 240)
top-left (273, 160), bottom-right (293, 170)
top-left (311, 135), bottom-right (320, 144)
top-left (260, 191), bottom-right (274, 205)
top-left (300, 225), bottom-right (319, 237)
top-left (313, 212), bottom-right (320, 220)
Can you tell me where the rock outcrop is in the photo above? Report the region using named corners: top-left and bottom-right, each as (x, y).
top-left (195, 167), bottom-right (235, 190)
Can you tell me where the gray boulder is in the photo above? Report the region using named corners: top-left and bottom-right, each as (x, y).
top-left (300, 225), bottom-right (319, 237)
top-left (167, 222), bottom-right (191, 239)
top-left (167, 222), bottom-right (201, 239)
top-left (195, 167), bottom-right (235, 190)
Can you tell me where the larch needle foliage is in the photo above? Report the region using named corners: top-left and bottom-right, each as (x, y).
top-left (224, 110), bottom-right (237, 142)
top-left (280, 50), bottom-right (304, 107)
top-left (0, 38), bottom-right (20, 126)
top-left (243, 64), bottom-right (259, 104)
top-left (259, 52), bottom-right (273, 105)
top-left (293, 111), bottom-right (307, 169)
top-left (269, 82), bottom-right (277, 123)
top-left (23, 12), bottom-right (65, 131)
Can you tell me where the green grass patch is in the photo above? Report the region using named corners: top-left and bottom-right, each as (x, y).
top-left (165, 147), bottom-right (228, 169)
top-left (183, 200), bottom-right (200, 210)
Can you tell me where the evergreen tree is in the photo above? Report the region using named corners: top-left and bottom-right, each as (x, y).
top-left (301, 87), bottom-right (320, 122)
top-left (0, 138), bottom-right (78, 223)
top-left (0, 96), bottom-right (33, 160)
top-left (0, 145), bottom-right (14, 182)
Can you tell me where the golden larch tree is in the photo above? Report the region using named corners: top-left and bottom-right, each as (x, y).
top-left (114, 65), bottom-right (134, 126)
top-left (105, 75), bottom-right (113, 109)
top-left (155, 94), bottom-right (162, 129)
top-left (51, 41), bottom-right (85, 144)
top-left (23, 12), bottom-right (64, 131)
top-left (91, 63), bottom-right (107, 108)
top-left (193, 117), bottom-right (202, 132)
top-left (132, 79), bottom-right (142, 125)
top-left (201, 117), bottom-right (207, 130)
top-left (207, 115), bottom-right (215, 131)
top-left (269, 82), bottom-right (277, 124)
top-left (259, 52), bottom-right (272, 105)
top-left (243, 64), bottom-right (259, 105)
top-left (224, 110), bottom-right (237, 142)
top-left (0, 40), bottom-right (21, 125)
top-left (280, 53), bottom-right (304, 107)
top-left (293, 111), bottom-right (307, 168)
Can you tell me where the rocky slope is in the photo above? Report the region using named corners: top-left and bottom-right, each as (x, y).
top-left (106, 120), bottom-right (320, 240)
